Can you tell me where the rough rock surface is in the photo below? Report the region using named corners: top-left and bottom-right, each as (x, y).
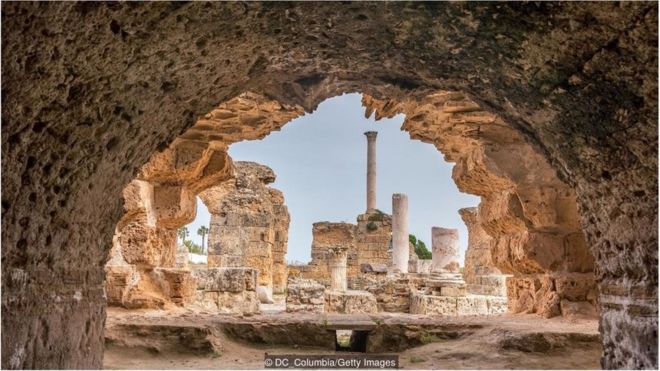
top-left (199, 161), bottom-right (289, 293)
top-left (363, 92), bottom-right (599, 320)
top-left (324, 290), bottom-right (378, 314)
top-left (353, 274), bottom-right (414, 313)
top-left (460, 207), bottom-right (508, 296)
top-left (292, 212), bottom-right (393, 288)
top-left (285, 280), bottom-right (326, 313)
top-left (1, 2), bottom-right (656, 369)
top-left (410, 292), bottom-right (508, 316)
top-left (191, 267), bottom-right (259, 314)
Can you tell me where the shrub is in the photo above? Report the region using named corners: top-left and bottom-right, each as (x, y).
top-left (366, 221), bottom-right (378, 231)
top-left (183, 240), bottom-right (204, 254)
top-left (409, 356), bottom-right (427, 364)
top-left (409, 234), bottom-right (432, 259)
top-left (420, 332), bottom-right (444, 344)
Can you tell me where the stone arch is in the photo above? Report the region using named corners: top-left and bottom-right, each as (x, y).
top-left (1, 2), bottom-right (656, 369)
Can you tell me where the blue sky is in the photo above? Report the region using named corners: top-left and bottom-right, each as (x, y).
top-left (184, 93), bottom-right (479, 264)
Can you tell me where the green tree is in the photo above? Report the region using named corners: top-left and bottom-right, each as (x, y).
top-left (183, 240), bottom-right (203, 254)
top-left (409, 234), bottom-right (432, 259)
top-left (197, 226), bottom-right (209, 253)
top-left (177, 227), bottom-right (189, 244)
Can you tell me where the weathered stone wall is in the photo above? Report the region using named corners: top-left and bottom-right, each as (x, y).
top-left (354, 212), bottom-right (392, 280)
top-left (410, 293), bottom-right (507, 316)
top-left (295, 212), bottom-right (392, 288)
top-left (286, 280), bottom-right (325, 313)
top-left (325, 290), bottom-right (378, 314)
top-left (2, 2), bottom-right (656, 369)
top-left (459, 207), bottom-right (508, 297)
top-left (353, 274), bottom-right (413, 313)
top-left (297, 222), bottom-right (355, 286)
top-left (105, 180), bottom-right (180, 309)
top-left (271, 189), bottom-right (290, 294)
top-left (199, 161), bottom-right (290, 293)
top-left (363, 93), bottom-right (598, 319)
top-left (191, 267), bottom-right (259, 314)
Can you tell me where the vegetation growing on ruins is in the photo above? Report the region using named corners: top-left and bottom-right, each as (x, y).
top-left (410, 234), bottom-right (431, 259)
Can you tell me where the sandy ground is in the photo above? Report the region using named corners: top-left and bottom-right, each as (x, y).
top-left (104, 306), bottom-right (601, 370)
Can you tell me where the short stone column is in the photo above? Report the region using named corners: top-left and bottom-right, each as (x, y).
top-left (364, 131), bottom-right (378, 213)
top-left (432, 227), bottom-right (460, 273)
top-left (328, 246), bottom-right (349, 291)
top-left (392, 193), bottom-right (409, 273)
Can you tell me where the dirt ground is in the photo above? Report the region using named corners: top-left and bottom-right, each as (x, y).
top-left (104, 307), bottom-right (601, 370)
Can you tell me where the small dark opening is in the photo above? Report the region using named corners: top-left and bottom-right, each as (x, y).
top-left (335, 330), bottom-right (368, 352)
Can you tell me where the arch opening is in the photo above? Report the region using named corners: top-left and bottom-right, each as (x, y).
top-left (2, 3), bottom-right (656, 369)
top-left (102, 90), bottom-right (600, 369)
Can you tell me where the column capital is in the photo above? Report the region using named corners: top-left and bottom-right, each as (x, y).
top-left (364, 131), bottom-right (378, 140)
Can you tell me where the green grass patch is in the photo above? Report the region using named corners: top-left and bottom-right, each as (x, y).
top-left (409, 355), bottom-right (427, 364)
top-left (420, 332), bottom-right (444, 344)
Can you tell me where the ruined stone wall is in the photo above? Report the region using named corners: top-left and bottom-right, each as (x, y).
top-left (298, 222), bottom-right (356, 286)
top-left (270, 189), bottom-right (290, 294)
top-left (2, 2), bottom-right (656, 369)
top-left (191, 267), bottom-right (259, 314)
top-left (105, 180), bottom-right (180, 309)
top-left (295, 212), bottom-right (392, 288)
top-left (354, 212), bottom-right (392, 280)
top-left (199, 161), bottom-right (290, 292)
top-left (363, 94), bottom-right (598, 319)
top-left (459, 207), bottom-right (508, 297)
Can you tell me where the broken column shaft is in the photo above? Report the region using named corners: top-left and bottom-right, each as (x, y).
top-left (432, 227), bottom-right (460, 273)
top-left (365, 131), bottom-right (378, 213)
top-left (328, 247), bottom-right (348, 291)
top-left (392, 193), bottom-right (409, 273)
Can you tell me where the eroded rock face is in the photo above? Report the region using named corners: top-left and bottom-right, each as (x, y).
top-left (191, 267), bottom-right (260, 314)
top-left (2, 2), bottom-right (656, 369)
top-left (325, 290), bottom-right (378, 314)
top-left (199, 161), bottom-right (290, 293)
top-left (363, 93), bottom-right (599, 319)
top-left (286, 280), bottom-right (326, 313)
top-left (460, 207), bottom-right (507, 296)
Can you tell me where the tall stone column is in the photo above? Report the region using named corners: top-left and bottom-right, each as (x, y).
top-left (328, 247), bottom-right (348, 291)
top-left (392, 193), bottom-right (409, 273)
top-left (432, 227), bottom-right (460, 273)
top-left (364, 131), bottom-right (378, 213)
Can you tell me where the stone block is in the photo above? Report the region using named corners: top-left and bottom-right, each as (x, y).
top-left (191, 267), bottom-right (257, 293)
top-left (152, 268), bottom-right (197, 306)
top-left (286, 280), bottom-right (326, 313)
top-left (457, 296), bottom-right (489, 315)
top-left (441, 285), bottom-right (467, 297)
top-left (325, 290), bottom-right (378, 314)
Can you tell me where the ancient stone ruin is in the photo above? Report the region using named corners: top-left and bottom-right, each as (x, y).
top-left (2, 2), bottom-right (656, 370)
top-left (199, 161), bottom-right (290, 298)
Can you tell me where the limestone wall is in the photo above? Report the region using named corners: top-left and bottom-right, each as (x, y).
top-left (3, 3), bottom-right (656, 368)
top-left (293, 211), bottom-right (392, 288)
top-left (191, 267), bottom-right (259, 314)
top-left (363, 93), bottom-right (598, 319)
top-left (199, 162), bottom-right (290, 293)
top-left (299, 222), bottom-right (355, 286)
top-left (354, 212), bottom-right (392, 280)
top-left (459, 207), bottom-right (508, 296)
top-left (286, 280), bottom-right (325, 313)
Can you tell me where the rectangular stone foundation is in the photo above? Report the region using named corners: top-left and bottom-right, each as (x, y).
top-left (286, 280), bottom-right (325, 313)
top-left (467, 274), bottom-right (508, 296)
top-left (410, 292), bottom-right (507, 316)
top-left (325, 290), bottom-right (378, 314)
top-left (190, 267), bottom-right (259, 314)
